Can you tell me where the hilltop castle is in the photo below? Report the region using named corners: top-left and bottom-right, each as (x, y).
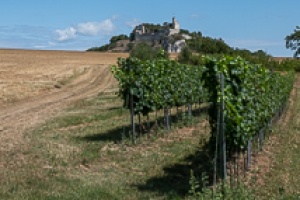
top-left (132, 17), bottom-right (190, 53)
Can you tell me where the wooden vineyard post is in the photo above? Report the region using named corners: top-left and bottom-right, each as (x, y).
top-left (130, 93), bottom-right (136, 144)
top-left (247, 139), bottom-right (252, 170)
top-left (259, 128), bottom-right (264, 151)
top-left (213, 73), bottom-right (227, 188)
top-left (219, 73), bottom-right (227, 180)
top-left (164, 108), bottom-right (170, 131)
top-left (187, 104), bottom-right (192, 117)
top-left (147, 114), bottom-right (150, 132)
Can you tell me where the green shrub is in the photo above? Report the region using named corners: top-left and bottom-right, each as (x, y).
top-left (188, 171), bottom-right (255, 200)
top-left (129, 42), bottom-right (167, 60)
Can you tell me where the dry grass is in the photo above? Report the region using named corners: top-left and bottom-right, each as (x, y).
top-left (0, 50), bottom-right (210, 199)
top-left (0, 49), bottom-right (128, 162)
top-left (0, 49), bottom-right (128, 105)
top-left (0, 91), bottom-right (210, 199)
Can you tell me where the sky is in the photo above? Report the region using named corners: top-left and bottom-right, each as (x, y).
top-left (0, 1), bottom-right (299, 57)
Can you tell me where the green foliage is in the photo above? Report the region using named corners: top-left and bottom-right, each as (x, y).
top-left (112, 53), bottom-right (295, 149)
top-left (280, 59), bottom-right (300, 71)
top-left (87, 44), bottom-right (110, 52)
top-left (188, 171), bottom-right (255, 200)
top-left (200, 46), bottom-right (298, 72)
top-left (129, 42), bottom-right (166, 61)
top-left (185, 32), bottom-right (231, 55)
top-left (185, 32), bottom-right (271, 65)
top-left (179, 29), bottom-right (191, 35)
top-left (87, 34), bottom-right (129, 52)
top-left (143, 23), bottom-right (164, 32)
top-left (110, 34), bottom-right (129, 44)
top-left (178, 46), bottom-right (193, 64)
top-left (202, 56), bottom-right (295, 149)
top-left (285, 26), bottom-right (300, 58)
top-left (186, 32), bottom-right (202, 52)
top-left (271, 59), bottom-right (300, 72)
top-left (232, 48), bottom-right (271, 66)
top-left (178, 51), bottom-right (205, 66)
top-left (111, 54), bottom-right (205, 115)
top-left (127, 42), bottom-right (134, 51)
top-left (200, 37), bottom-right (231, 55)
top-left (256, 89), bottom-right (300, 198)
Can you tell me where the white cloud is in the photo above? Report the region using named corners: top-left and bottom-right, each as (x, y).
top-left (0, 23), bottom-right (114, 50)
top-left (76, 19), bottom-right (115, 36)
top-left (55, 19), bottom-right (115, 42)
top-left (55, 27), bottom-right (77, 42)
top-left (34, 45), bottom-right (48, 49)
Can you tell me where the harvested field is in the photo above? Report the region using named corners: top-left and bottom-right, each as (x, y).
top-left (0, 49), bottom-right (127, 105)
top-left (0, 49), bottom-right (127, 158)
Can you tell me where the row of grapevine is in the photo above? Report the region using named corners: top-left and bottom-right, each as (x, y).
top-left (202, 56), bottom-right (295, 149)
top-left (112, 54), bottom-right (295, 147)
top-left (112, 53), bottom-right (296, 183)
top-left (111, 54), bottom-right (206, 116)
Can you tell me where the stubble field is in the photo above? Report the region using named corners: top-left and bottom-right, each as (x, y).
top-left (0, 49), bottom-right (127, 105)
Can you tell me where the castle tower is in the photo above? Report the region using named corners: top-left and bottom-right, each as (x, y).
top-left (172, 17), bottom-right (180, 30)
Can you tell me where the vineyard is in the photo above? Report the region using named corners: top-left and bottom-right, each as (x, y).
top-left (112, 52), bottom-right (295, 189)
top-left (203, 56), bottom-right (295, 146)
top-left (0, 49), bottom-right (298, 199)
top-left (111, 53), bottom-right (205, 115)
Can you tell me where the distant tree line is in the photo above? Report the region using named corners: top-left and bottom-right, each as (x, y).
top-left (88, 26), bottom-right (300, 71)
top-left (178, 30), bottom-right (271, 66)
top-left (87, 30), bottom-right (271, 65)
top-left (87, 34), bottom-right (129, 52)
top-left (88, 31), bottom-right (267, 59)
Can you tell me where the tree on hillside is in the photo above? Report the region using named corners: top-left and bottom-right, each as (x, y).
top-left (130, 42), bottom-right (167, 60)
top-left (110, 34), bottom-right (129, 44)
top-left (87, 34), bottom-right (129, 52)
top-left (178, 46), bottom-right (192, 64)
top-left (185, 32), bottom-right (232, 55)
top-left (200, 36), bottom-right (231, 55)
top-left (186, 32), bottom-right (202, 52)
top-left (285, 26), bottom-right (300, 58)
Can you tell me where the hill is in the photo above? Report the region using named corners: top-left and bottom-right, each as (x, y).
top-left (87, 18), bottom-right (271, 63)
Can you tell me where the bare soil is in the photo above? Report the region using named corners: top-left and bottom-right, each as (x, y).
top-left (0, 49), bottom-right (128, 156)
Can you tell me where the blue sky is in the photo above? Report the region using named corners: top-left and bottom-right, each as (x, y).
top-left (0, 1), bottom-right (299, 56)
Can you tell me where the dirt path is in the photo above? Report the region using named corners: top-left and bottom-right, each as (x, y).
top-left (0, 64), bottom-right (117, 156)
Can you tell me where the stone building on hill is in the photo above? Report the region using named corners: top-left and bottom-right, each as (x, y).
top-left (132, 17), bottom-right (190, 53)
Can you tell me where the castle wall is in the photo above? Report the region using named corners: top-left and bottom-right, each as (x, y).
top-left (169, 29), bottom-right (180, 36)
top-left (135, 33), bottom-right (163, 43)
top-left (133, 17), bottom-right (185, 53)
